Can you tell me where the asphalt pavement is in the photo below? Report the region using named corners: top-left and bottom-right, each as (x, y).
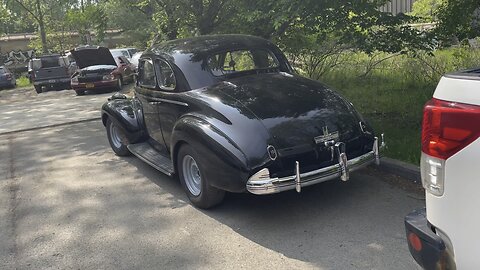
top-left (0, 87), bottom-right (424, 269)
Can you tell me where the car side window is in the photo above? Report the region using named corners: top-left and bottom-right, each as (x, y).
top-left (156, 59), bottom-right (176, 91)
top-left (138, 59), bottom-right (156, 88)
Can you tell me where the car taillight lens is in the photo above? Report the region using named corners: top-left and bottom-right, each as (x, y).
top-left (422, 98), bottom-right (480, 160)
top-left (421, 98), bottom-right (480, 196)
top-left (421, 153), bottom-right (445, 196)
top-left (5, 73), bottom-right (12, 80)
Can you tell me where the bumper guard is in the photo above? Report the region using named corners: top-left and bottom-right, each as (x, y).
top-left (247, 135), bottom-right (386, 195)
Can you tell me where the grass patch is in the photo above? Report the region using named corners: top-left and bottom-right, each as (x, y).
top-left (310, 47), bottom-right (480, 165)
top-left (17, 76), bottom-right (32, 88)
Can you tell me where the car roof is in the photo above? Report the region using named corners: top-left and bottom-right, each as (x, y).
top-left (149, 34), bottom-right (275, 58)
top-left (110, 48), bottom-right (136, 51)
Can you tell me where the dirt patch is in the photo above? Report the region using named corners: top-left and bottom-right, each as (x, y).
top-left (366, 166), bottom-right (424, 198)
top-left (0, 87), bottom-right (37, 104)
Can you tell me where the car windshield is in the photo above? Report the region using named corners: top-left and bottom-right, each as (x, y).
top-left (207, 49), bottom-right (279, 77)
top-left (111, 50), bottom-right (129, 58)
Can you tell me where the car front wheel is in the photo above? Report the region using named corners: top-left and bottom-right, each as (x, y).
top-left (34, 85), bottom-right (42, 94)
top-left (177, 144), bottom-right (225, 209)
top-left (106, 118), bottom-right (131, 156)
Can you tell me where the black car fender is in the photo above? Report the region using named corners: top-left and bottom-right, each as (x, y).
top-left (101, 96), bottom-right (147, 143)
top-left (171, 115), bottom-right (250, 193)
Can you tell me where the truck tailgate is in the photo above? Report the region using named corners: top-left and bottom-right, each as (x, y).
top-left (34, 67), bottom-right (69, 81)
top-left (434, 73), bottom-right (480, 106)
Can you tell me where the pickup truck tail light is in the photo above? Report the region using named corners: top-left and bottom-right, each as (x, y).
top-left (421, 98), bottom-right (480, 195)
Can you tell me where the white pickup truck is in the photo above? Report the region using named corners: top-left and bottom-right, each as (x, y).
top-left (405, 69), bottom-right (480, 270)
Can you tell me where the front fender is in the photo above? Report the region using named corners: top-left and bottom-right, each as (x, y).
top-left (101, 96), bottom-right (147, 143)
top-left (171, 115), bottom-right (250, 193)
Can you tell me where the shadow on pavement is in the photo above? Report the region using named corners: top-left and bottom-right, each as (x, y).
top-left (1, 120), bottom-right (423, 270)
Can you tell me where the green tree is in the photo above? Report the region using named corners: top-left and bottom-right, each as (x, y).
top-left (435, 0), bottom-right (480, 43)
top-left (410, 0), bottom-right (444, 22)
top-left (9, 0), bottom-right (49, 52)
top-left (65, 4), bottom-right (108, 45)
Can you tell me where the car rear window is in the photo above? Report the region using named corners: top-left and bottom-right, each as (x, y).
top-left (41, 57), bottom-right (60, 68)
top-left (207, 49), bottom-right (279, 76)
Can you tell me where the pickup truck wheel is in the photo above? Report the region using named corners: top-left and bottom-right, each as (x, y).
top-left (177, 144), bottom-right (225, 209)
top-left (34, 85), bottom-right (42, 94)
top-left (75, 90), bottom-right (85, 96)
top-left (106, 119), bottom-right (131, 156)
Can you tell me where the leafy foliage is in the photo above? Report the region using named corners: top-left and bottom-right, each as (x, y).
top-left (410, 0), bottom-right (444, 22)
top-left (435, 0), bottom-right (480, 43)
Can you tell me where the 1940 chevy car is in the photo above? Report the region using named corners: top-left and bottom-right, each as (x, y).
top-left (101, 35), bottom-right (385, 208)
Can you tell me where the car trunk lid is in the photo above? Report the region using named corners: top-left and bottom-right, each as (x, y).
top-left (222, 73), bottom-right (373, 172)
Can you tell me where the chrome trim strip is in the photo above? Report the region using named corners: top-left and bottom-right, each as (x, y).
top-left (295, 161), bottom-right (301, 193)
top-left (148, 97), bottom-right (189, 107)
top-left (159, 99), bottom-right (189, 107)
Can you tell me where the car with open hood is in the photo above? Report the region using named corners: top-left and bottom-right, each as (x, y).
top-left (101, 35), bottom-right (385, 208)
top-left (70, 46), bottom-right (135, 96)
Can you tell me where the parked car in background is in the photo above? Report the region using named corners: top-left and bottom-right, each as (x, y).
top-left (405, 69), bottom-right (480, 270)
top-left (70, 46), bottom-right (135, 96)
top-left (101, 35), bottom-right (385, 209)
top-left (29, 54), bottom-right (72, 94)
top-left (0, 66), bottom-right (16, 89)
top-left (110, 48), bottom-right (138, 61)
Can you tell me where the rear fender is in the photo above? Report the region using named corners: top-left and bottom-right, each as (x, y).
top-left (101, 95), bottom-right (147, 143)
top-left (171, 115), bottom-right (249, 193)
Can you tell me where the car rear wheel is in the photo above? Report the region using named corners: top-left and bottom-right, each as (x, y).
top-left (106, 118), bottom-right (131, 156)
top-left (34, 85), bottom-right (42, 94)
top-left (177, 144), bottom-right (225, 209)
top-left (75, 90), bottom-right (85, 96)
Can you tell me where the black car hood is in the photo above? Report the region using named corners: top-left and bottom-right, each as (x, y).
top-left (216, 73), bottom-right (364, 149)
top-left (70, 47), bottom-right (116, 69)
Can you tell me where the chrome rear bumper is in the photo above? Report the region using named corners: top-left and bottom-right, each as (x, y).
top-left (246, 135), bottom-right (385, 195)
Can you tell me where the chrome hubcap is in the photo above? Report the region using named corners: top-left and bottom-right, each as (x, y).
top-left (182, 155), bottom-right (201, 196)
top-left (109, 123), bottom-right (123, 149)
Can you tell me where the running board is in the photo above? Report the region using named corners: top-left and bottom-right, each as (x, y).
top-left (127, 143), bottom-right (174, 176)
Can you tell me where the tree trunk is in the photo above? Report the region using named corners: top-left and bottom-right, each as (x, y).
top-left (35, 0), bottom-right (47, 53)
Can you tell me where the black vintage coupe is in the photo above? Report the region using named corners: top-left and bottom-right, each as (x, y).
top-left (101, 35), bottom-right (385, 208)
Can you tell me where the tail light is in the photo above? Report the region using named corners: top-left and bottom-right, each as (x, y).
top-left (421, 98), bottom-right (480, 195)
top-left (422, 98), bottom-right (480, 159)
top-left (5, 73), bottom-right (12, 80)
